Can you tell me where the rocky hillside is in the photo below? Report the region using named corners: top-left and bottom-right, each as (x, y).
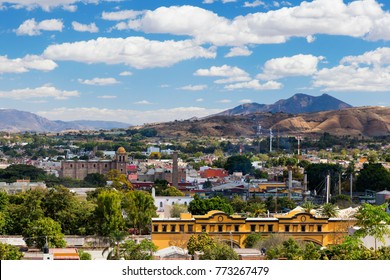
top-left (213, 93), bottom-right (352, 116)
top-left (141, 107), bottom-right (390, 138)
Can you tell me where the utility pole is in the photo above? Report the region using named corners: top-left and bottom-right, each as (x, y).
top-left (350, 173), bottom-right (353, 201)
top-left (326, 174), bottom-right (330, 204)
top-left (257, 124), bottom-right (262, 154)
top-left (269, 129), bottom-right (273, 153)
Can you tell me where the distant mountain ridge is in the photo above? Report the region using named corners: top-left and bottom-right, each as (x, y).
top-left (0, 109), bottom-right (130, 132)
top-left (212, 93), bottom-right (352, 117)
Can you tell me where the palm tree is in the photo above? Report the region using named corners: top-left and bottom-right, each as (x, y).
top-left (301, 201), bottom-right (316, 214)
top-left (102, 230), bottom-right (128, 260)
top-left (319, 203), bottom-right (338, 218)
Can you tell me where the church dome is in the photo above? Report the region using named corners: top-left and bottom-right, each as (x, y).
top-left (117, 147), bottom-right (126, 154)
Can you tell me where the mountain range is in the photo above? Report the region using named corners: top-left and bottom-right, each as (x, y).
top-left (212, 93), bottom-right (352, 117)
top-left (0, 109), bottom-right (130, 133)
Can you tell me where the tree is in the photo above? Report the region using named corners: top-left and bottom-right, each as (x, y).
top-left (161, 186), bottom-right (184, 196)
top-left (301, 201), bottom-right (316, 214)
top-left (200, 240), bottom-right (239, 260)
top-left (122, 190), bottom-right (157, 235)
top-left (170, 204), bottom-right (188, 218)
top-left (106, 170), bottom-right (133, 190)
top-left (224, 155), bottom-right (253, 175)
top-left (187, 233), bottom-right (215, 255)
top-left (230, 195), bottom-right (246, 213)
top-left (0, 243), bottom-right (23, 260)
top-left (78, 249), bottom-right (92, 260)
top-left (23, 217), bottom-right (66, 249)
top-left (318, 203), bottom-right (338, 218)
top-left (94, 190), bottom-right (125, 236)
top-left (103, 230), bottom-right (128, 260)
top-left (188, 195), bottom-right (233, 215)
top-left (305, 163), bottom-right (342, 191)
top-left (243, 233), bottom-right (262, 248)
top-left (120, 239), bottom-right (157, 260)
top-left (354, 203), bottom-right (390, 251)
top-left (84, 173), bottom-right (107, 187)
top-left (244, 202), bottom-right (267, 217)
top-left (355, 163), bottom-right (390, 192)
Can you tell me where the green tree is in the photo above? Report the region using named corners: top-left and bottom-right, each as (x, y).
top-left (188, 195), bottom-right (233, 215)
top-left (224, 155), bottom-right (253, 175)
top-left (245, 202), bottom-right (267, 217)
top-left (122, 190), bottom-right (157, 235)
top-left (120, 239), bottom-right (157, 260)
top-left (243, 233), bottom-right (262, 248)
top-left (23, 217), bottom-right (66, 249)
top-left (84, 173), bottom-right (107, 187)
top-left (354, 203), bottom-right (390, 251)
top-left (305, 163), bottom-right (342, 191)
top-left (106, 169), bottom-right (133, 190)
top-left (355, 163), bottom-right (390, 192)
top-left (161, 186), bottom-right (184, 196)
top-left (230, 195), bottom-right (246, 213)
top-left (318, 203), bottom-right (338, 218)
top-left (78, 249), bottom-right (92, 260)
top-left (94, 190), bottom-right (125, 236)
top-left (170, 204), bottom-right (188, 218)
top-left (187, 233), bottom-right (215, 255)
top-left (200, 240), bottom-right (239, 260)
top-left (103, 230), bottom-right (128, 260)
top-left (301, 201), bottom-right (316, 214)
top-left (0, 242), bottom-right (24, 260)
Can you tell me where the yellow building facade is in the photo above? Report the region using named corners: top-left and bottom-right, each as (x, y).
top-left (152, 210), bottom-right (356, 250)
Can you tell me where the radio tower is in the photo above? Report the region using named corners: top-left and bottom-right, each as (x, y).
top-left (269, 128), bottom-right (273, 152)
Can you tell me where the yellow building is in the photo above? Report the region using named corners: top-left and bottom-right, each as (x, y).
top-left (151, 209), bottom-right (356, 250)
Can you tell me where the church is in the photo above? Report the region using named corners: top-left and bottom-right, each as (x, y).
top-left (59, 147), bottom-right (128, 180)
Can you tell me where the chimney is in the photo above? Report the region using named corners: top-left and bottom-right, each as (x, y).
top-left (172, 151), bottom-right (179, 188)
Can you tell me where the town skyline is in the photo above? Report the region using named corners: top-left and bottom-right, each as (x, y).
top-left (1, 0), bottom-right (390, 125)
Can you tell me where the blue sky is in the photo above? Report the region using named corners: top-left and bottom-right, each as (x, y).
top-left (0, 0), bottom-right (390, 125)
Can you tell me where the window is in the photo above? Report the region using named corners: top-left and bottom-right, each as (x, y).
top-left (93, 164), bottom-right (96, 168)
top-left (218, 225), bottom-right (223, 232)
top-left (317, 225), bottom-right (322, 232)
top-left (301, 225), bottom-right (306, 232)
top-left (172, 202), bottom-right (175, 205)
top-left (170, 225), bottom-right (176, 232)
top-left (285, 225), bottom-right (290, 232)
top-left (234, 225), bottom-right (239, 232)
top-left (184, 202), bottom-right (187, 206)
top-left (162, 225), bottom-right (167, 232)
top-left (268, 225), bottom-right (273, 232)
top-left (179, 225), bottom-right (184, 232)
top-left (202, 225), bottom-right (206, 232)
top-left (70, 164), bottom-right (73, 168)
top-left (250, 225), bottom-right (256, 232)
top-left (153, 225), bottom-right (158, 232)
top-left (105, 164), bottom-right (108, 168)
top-left (160, 202), bottom-right (163, 208)
top-left (188, 225), bottom-right (193, 233)
top-left (82, 164), bottom-right (84, 168)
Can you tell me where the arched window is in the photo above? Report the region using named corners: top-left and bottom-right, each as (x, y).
top-left (160, 202), bottom-right (163, 207)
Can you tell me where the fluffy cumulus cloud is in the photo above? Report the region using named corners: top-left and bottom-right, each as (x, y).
top-left (314, 47), bottom-right (390, 91)
top-left (102, 10), bottom-right (145, 21)
top-left (16, 18), bottom-right (63, 36)
top-left (0, 85), bottom-right (79, 99)
top-left (43, 37), bottom-right (216, 69)
top-left (72, 21), bottom-right (99, 33)
top-left (225, 46), bottom-right (252, 58)
top-left (37, 106), bottom-right (223, 124)
top-left (121, 1), bottom-right (390, 46)
top-left (78, 77), bottom-right (119, 86)
top-left (0, 55), bottom-right (57, 73)
top-left (257, 54), bottom-right (324, 80)
top-left (177, 84), bottom-right (208, 91)
top-left (194, 64), bottom-right (251, 84)
top-left (224, 80), bottom-right (282, 90)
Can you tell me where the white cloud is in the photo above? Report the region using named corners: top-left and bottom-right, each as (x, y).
top-left (218, 99), bottom-right (232, 103)
top-left (16, 18), bottom-right (63, 36)
top-left (195, 64), bottom-right (251, 84)
top-left (124, 1), bottom-right (390, 46)
top-left (243, 1), bottom-right (265, 8)
top-left (240, 99), bottom-right (252, 103)
top-left (0, 0), bottom-right (100, 11)
top-left (98, 95), bottom-right (117, 99)
top-left (62, 4), bottom-right (77, 12)
top-left (102, 10), bottom-right (145, 21)
top-left (0, 55), bottom-right (57, 73)
top-left (78, 77), bottom-right (119, 86)
top-left (72, 21), bottom-right (99, 33)
top-left (43, 37), bottom-right (216, 69)
top-left (306, 35), bottom-right (316, 43)
top-left (196, 98), bottom-right (204, 102)
top-left (134, 100), bottom-right (152, 105)
top-left (225, 46), bottom-right (252, 58)
top-left (314, 47), bottom-right (390, 92)
top-left (257, 54), bottom-right (324, 80)
top-left (0, 85), bottom-right (79, 100)
top-left (36, 106), bottom-right (223, 125)
top-left (119, 71), bottom-right (133, 76)
top-left (178, 84), bottom-right (208, 91)
top-left (224, 80), bottom-right (283, 90)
